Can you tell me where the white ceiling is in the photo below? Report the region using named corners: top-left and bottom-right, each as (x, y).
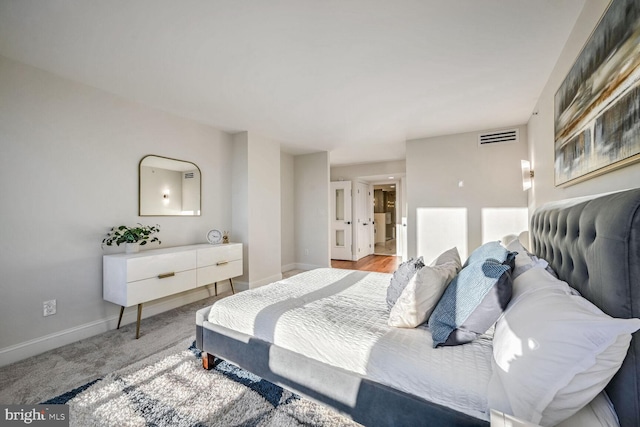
top-left (0, 0), bottom-right (585, 165)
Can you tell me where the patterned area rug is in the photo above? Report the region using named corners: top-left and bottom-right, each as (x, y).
top-left (44, 339), bottom-right (359, 427)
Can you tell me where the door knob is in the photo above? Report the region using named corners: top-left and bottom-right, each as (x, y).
top-left (345, 221), bottom-right (351, 225)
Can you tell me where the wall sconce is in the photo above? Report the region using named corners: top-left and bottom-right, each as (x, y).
top-left (521, 160), bottom-right (534, 191)
top-left (162, 189), bottom-right (170, 204)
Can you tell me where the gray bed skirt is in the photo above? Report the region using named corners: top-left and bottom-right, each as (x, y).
top-left (196, 306), bottom-right (489, 427)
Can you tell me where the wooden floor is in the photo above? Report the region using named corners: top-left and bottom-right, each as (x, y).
top-left (331, 255), bottom-right (401, 273)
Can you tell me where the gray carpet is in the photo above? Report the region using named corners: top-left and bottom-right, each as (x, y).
top-left (0, 292), bottom-right (224, 405)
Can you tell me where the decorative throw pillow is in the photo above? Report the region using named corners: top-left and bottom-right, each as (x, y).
top-left (428, 258), bottom-right (513, 347)
top-left (463, 241), bottom-right (510, 268)
top-left (386, 257), bottom-right (425, 310)
top-left (388, 260), bottom-right (459, 328)
top-left (488, 270), bottom-right (640, 426)
top-left (428, 247), bottom-right (462, 271)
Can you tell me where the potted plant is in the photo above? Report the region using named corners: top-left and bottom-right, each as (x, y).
top-left (102, 224), bottom-right (161, 253)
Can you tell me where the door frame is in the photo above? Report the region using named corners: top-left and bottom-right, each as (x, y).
top-left (371, 180), bottom-right (401, 256)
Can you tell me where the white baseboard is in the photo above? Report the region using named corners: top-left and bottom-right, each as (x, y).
top-left (249, 273), bottom-right (283, 289)
top-left (0, 285), bottom-right (220, 368)
top-left (281, 263), bottom-right (298, 272)
top-left (293, 263), bottom-right (325, 271)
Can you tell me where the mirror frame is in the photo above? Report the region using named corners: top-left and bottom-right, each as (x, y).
top-left (138, 154), bottom-right (202, 217)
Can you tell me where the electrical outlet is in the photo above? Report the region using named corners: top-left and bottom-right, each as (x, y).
top-left (43, 299), bottom-right (56, 317)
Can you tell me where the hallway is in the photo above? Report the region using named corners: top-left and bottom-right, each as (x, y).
top-left (374, 238), bottom-right (396, 256)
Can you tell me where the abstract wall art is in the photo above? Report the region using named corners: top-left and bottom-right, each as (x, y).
top-left (554, 0), bottom-right (640, 186)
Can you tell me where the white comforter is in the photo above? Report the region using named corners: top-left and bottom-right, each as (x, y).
top-left (208, 268), bottom-right (493, 420)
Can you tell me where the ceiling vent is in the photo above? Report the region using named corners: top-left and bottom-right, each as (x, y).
top-left (184, 172), bottom-right (195, 179)
top-left (478, 129), bottom-right (519, 146)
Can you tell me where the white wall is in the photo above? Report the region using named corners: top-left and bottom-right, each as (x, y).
top-left (0, 55), bottom-right (233, 365)
top-left (247, 134), bottom-right (282, 287)
top-left (295, 152), bottom-right (331, 269)
top-left (330, 160), bottom-right (406, 182)
top-left (280, 152), bottom-right (296, 271)
top-left (231, 132), bottom-right (282, 288)
top-left (406, 125), bottom-right (529, 262)
top-left (528, 0), bottom-right (640, 210)
top-left (231, 132), bottom-right (250, 286)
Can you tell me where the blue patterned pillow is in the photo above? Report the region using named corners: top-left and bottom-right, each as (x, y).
top-left (386, 257), bottom-right (425, 310)
top-left (428, 258), bottom-right (513, 347)
top-left (463, 241), bottom-right (510, 268)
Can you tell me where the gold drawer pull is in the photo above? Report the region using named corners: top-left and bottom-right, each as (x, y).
top-left (216, 261), bottom-right (229, 266)
top-left (157, 272), bottom-right (175, 279)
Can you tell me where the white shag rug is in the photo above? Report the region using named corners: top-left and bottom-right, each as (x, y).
top-left (62, 339), bottom-right (360, 427)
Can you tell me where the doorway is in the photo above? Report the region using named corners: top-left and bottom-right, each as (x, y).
top-left (373, 184), bottom-right (397, 256)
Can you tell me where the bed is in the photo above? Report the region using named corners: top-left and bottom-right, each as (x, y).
top-left (196, 188), bottom-right (640, 426)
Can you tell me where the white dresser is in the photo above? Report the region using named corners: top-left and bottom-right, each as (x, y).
top-left (103, 243), bottom-right (242, 338)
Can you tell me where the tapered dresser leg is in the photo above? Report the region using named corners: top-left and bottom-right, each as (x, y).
top-left (136, 303), bottom-right (143, 339)
top-left (230, 278), bottom-right (235, 294)
top-left (214, 282), bottom-right (218, 296)
top-left (117, 306), bottom-right (125, 329)
top-left (202, 352), bottom-right (215, 370)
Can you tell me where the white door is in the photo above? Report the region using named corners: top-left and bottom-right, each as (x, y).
top-left (365, 183), bottom-right (374, 256)
top-left (355, 182), bottom-right (374, 259)
top-left (330, 181), bottom-right (352, 260)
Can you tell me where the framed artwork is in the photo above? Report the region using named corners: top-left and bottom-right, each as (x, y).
top-left (554, 0), bottom-right (640, 187)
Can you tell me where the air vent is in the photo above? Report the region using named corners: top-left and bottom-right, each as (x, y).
top-left (478, 129), bottom-right (519, 146)
top-left (184, 172), bottom-right (195, 179)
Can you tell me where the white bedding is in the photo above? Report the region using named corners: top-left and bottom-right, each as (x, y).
top-left (208, 268), bottom-right (493, 420)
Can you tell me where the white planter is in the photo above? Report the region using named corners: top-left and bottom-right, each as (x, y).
top-left (125, 242), bottom-right (140, 254)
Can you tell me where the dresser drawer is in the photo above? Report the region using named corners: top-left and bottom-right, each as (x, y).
top-left (197, 244), bottom-right (242, 267)
top-left (197, 259), bottom-right (243, 286)
top-left (127, 251), bottom-right (196, 282)
top-left (126, 270), bottom-right (197, 306)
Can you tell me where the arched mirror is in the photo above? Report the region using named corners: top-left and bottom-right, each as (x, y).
top-left (139, 155), bottom-right (201, 216)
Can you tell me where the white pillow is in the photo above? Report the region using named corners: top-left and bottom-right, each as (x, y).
top-left (509, 264), bottom-right (574, 303)
top-left (506, 239), bottom-right (557, 280)
top-left (489, 268), bottom-right (640, 426)
top-left (501, 234), bottom-right (519, 246)
top-left (505, 239), bottom-right (546, 279)
top-left (388, 261), bottom-right (458, 328)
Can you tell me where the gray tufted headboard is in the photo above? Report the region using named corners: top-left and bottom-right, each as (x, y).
top-left (530, 188), bottom-right (640, 427)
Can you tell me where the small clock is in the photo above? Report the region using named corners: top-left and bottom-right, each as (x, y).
top-left (206, 229), bottom-right (223, 244)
